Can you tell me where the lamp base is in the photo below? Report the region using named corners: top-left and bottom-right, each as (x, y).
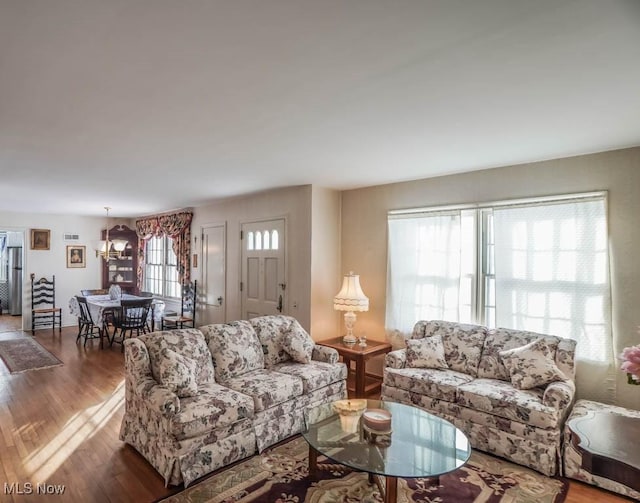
top-left (342, 311), bottom-right (357, 345)
top-left (342, 334), bottom-right (357, 345)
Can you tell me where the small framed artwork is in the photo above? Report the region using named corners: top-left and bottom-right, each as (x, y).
top-left (67, 245), bottom-right (86, 268)
top-left (31, 229), bottom-right (51, 250)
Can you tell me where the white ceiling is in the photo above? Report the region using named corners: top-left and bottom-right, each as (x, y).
top-left (1, 0), bottom-right (639, 217)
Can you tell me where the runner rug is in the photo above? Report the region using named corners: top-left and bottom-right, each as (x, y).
top-left (0, 337), bottom-right (63, 374)
top-left (160, 436), bottom-right (567, 503)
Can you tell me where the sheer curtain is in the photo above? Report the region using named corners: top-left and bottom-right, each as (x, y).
top-left (386, 212), bottom-right (462, 336)
top-left (493, 198), bottom-right (615, 401)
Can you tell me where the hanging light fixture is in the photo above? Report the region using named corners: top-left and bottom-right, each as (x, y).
top-left (94, 207), bottom-right (128, 261)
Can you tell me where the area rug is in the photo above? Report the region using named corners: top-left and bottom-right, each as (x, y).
top-left (160, 436), bottom-right (567, 503)
top-left (0, 337), bottom-right (63, 374)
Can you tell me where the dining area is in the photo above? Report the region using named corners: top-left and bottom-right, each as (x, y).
top-left (68, 288), bottom-right (165, 349)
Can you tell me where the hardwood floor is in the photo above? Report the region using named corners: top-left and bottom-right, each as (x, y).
top-left (0, 314), bottom-right (22, 333)
top-left (0, 325), bottom-right (634, 502)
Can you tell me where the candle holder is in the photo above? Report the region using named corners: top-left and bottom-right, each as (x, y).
top-left (332, 399), bottom-right (367, 433)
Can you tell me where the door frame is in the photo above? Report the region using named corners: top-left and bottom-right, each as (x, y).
top-left (199, 222), bottom-right (227, 324)
top-left (0, 226), bottom-right (27, 331)
top-left (239, 215), bottom-right (288, 319)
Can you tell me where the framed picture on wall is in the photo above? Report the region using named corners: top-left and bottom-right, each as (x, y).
top-left (31, 229), bottom-right (50, 250)
top-left (66, 245), bottom-right (86, 268)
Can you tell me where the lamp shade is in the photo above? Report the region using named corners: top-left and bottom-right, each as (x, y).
top-left (111, 239), bottom-right (128, 252)
top-left (333, 272), bottom-right (369, 312)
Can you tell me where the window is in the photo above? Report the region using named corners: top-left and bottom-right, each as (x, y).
top-left (386, 192), bottom-right (611, 363)
top-left (144, 236), bottom-right (180, 298)
top-left (245, 228), bottom-right (280, 250)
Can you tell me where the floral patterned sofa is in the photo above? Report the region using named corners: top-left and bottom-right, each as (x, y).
top-left (381, 320), bottom-right (576, 476)
top-left (120, 315), bottom-right (347, 486)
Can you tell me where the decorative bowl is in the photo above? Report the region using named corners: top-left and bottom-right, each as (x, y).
top-left (362, 408), bottom-right (392, 432)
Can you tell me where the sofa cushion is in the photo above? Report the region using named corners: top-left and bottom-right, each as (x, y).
top-left (145, 329), bottom-right (216, 386)
top-left (222, 369), bottom-right (304, 412)
top-left (455, 378), bottom-right (562, 429)
top-left (201, 321), bottom-right (265, 381)
top-left (155, 347), bottom-right (198, 398)
top-left (420, 321), bottom-right (487, 376)
top-left (271, 361), bottom-right (347, 393)
top-left (406, 334), bottom-right (448, 369)
top-left (250, 315), bottom-right (293, 367)
top-left (383, 367), bottom-right (474, 402)
top-left (477, 327), bottom-right (562, 381)
top-left (170, 383), bottom-right (254, 441)
top-left (282, 320), bottom-right (315, 363)
top-left (499, 338), bottom-right (566, 390)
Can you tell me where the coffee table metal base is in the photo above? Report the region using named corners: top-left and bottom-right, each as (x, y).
top-left (308, 445), bottom-right (437, 503)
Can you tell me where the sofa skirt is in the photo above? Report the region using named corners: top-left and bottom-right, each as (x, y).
top-left (382, 384), bottom-right (561, 476)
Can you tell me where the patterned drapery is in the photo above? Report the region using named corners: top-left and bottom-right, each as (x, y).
top-left (158, 211), bottom-right (193, 284)
top-left (135, 216), bottom-right (160, 290)
top-left (135, 211), bottom-right (193, 289)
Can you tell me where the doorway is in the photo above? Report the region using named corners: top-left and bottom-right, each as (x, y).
top-left (0, 230), bottom-right (25, 333)
top-left (241, 218), bottom-right (286, 319)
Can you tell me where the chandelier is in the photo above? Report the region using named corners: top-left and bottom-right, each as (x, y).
top-left (94, 207), bottom-right (128, 261)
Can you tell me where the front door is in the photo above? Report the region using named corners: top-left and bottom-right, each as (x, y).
top-left (241, 219), bottom-right (286, 319)
top-left (200, 224), bottom-right (226, 325)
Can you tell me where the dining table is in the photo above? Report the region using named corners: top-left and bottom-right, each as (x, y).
top-left (69, 294), bottom-right (165, 332)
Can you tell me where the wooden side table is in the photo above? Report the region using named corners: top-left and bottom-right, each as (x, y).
top-left (567, 410), bottom-right (640, 492)
top-left (317, 337), bottom-right (392, 398)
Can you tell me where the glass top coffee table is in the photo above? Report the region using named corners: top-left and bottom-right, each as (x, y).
top-left (303, 399), bottom-right (471, 503)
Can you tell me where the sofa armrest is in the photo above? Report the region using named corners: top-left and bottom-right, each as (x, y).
top-left (124, 338), bottom-right (180, 416)
top-left (385, 349), bottom-right (407, 369)
top-left (543, 379), bottom-right (575, 411)
top-left (134, 377), bottom-right (181, 416)
top-left (312, 345), bottom-right (339, 364)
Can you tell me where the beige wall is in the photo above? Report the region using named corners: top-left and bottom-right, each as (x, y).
top-left (191, 185), bottom-right (313, 330)
top-left (0, 211), bottom-right (110, 329)
top-left (310, 186), bottom-right (342, 341)
top-left (341, 147), bottom-right (640, 409)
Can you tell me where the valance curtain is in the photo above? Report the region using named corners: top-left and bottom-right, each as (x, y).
top-left (135, 211), bottom-right (193, 289)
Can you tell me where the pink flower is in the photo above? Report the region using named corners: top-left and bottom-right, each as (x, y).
top-left (619, 344), bottom-right (640, 379)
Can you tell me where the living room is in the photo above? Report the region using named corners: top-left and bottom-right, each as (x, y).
top-left (1, 2), bottom-right (639, 502)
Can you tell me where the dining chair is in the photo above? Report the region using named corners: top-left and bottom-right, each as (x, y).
top-left (75, 295), bottom-right (105, 348)
top-left (31, 273), bottom-right (62, 335)
top-left (161, 280), bottom-right (197, 330)
top-left (110, 298), bottom-right (153, 351)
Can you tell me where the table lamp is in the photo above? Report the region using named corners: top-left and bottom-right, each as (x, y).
top-left (333, 271), bottom-right (369, 345)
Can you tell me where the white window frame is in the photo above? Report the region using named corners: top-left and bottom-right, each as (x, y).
top-left (144, 236), bottom-right (180, 299)
top-left (387, 191), bottom-right (611, 361)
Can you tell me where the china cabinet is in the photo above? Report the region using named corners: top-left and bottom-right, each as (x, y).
top-left (101, 225), bottom-right (138, 294)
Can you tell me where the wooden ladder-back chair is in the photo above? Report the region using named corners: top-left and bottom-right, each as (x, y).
top-left (75, 295), bottom-right (105, 348)
top-left (110, 298), bottom-right (153, 351)
top-left (31, 273), bottom-right (62, 335)
top-left (161, 280), bottom-right (197, 330)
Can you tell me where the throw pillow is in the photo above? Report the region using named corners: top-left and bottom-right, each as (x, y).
top-left (156, 347), bottom-right (199, 398)
top-left (499, 338), bottom-right (566, 390)
top-left (406, 335), bottom-right (449, 369)
top-left (282, 320), bottom-right (315, 364)
top-left (146, 330), bottom-right (217, 386)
